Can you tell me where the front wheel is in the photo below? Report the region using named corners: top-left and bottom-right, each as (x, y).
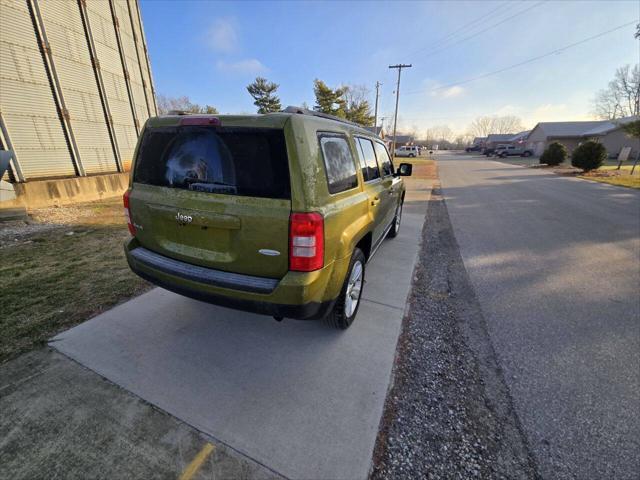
top-left (522, 151), bottom-right (532, 157)
top-left (388, 201), bottom-right (403, 238)
top-left (327, 248), bottom-right (366, 330)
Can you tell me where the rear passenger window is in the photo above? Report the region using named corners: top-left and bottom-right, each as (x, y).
top-left (356, 137), bottom-right (380, 181)
top-left (319, 134), bottom-right (358, 194)
top-left (374, 142), bottom-right (394, 177)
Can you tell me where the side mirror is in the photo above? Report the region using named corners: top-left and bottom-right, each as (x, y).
top-left (397, 163), bottom-right (412, 176)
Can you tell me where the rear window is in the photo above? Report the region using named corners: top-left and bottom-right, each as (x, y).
top-left (318, 133), bottom-right (358, 194)
top-left (133, 126), bottom-right (290, 199)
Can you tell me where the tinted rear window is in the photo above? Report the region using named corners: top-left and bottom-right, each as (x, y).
top-left (133, 126), bottom-right (290, 199)
top-left (318, 133), bottom-right (358, 194)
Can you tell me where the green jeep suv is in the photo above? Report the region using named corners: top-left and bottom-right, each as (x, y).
top-left (124, 107), bottom-right (412, 329)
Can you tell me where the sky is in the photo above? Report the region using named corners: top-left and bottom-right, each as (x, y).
top-left (139, 0), bottom-right (639, 136)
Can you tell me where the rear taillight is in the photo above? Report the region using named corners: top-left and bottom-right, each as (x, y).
top-left (289, 212), bottom-right (324, 272)
top-left (123, 189), bottom-right (136, 236)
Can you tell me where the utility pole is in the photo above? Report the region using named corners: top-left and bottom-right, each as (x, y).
top-left (373, 81), bottom-right (382, 131)
top-left (388, 64), bottom-right (412, 160)
top-left (379, 116), bottom-right (387, 138)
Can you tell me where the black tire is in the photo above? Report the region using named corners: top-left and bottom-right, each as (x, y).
top-left (522, 151), bottom-right (532, 157)
top-left (388, 201), bottom-right (403, 238)
top-left (326, 248), bottom-right (366, 330)
top-left (409, 153), bottom-right (415, 157)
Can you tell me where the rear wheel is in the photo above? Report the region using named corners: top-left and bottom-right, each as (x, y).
top-left (522, 151), bottom-right (532, 157)
top-left (327, 248), bottom-right (365, 330)
top-left (388, 201), bottom-right (403, 238)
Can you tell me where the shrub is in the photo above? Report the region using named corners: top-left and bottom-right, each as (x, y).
top-left (540, 141), bottom-right (567, 166)
top-left (571, 141), bottom-right (607, 172)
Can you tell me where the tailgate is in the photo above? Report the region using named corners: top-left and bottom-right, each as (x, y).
top-left (128, 123), bottom-right (291, 279)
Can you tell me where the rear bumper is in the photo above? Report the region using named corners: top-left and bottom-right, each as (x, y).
top-left (124, 240), bottom-right (344, 320)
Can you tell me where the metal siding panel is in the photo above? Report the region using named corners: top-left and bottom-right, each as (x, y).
top-left (133, 0), bottom-right (157, 115)
top-left (0, 0), bottom-right (76, 179)
top-left (126, 0), bottom-right (154, 116)
top-left (38, 0), bottom-right (116, 174)
top-left (86, 0), bottom-right (137, 167)
top-left (114, 0), bottom-right (148, 126)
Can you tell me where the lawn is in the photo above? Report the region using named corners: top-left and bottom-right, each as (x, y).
top-left (0, 197), bottom-right (150, 364)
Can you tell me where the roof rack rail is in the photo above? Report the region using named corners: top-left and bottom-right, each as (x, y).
top-left (283, 106), bottom-right (363, 128)
top-left (167, 110), bottom-right (189, 116)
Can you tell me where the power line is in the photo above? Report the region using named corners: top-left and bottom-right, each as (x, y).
top-left (402, 20), bottom-right (636, 97)
top-left (417, 1), bottom-right (516, 54)
top-left (412, 0), bottom-right (546, 59)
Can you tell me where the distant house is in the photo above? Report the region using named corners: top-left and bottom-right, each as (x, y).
top-left (526, 117), bottom-right (638, 158)
top-left (485, 133), bottom-right (516, 150)
top-left (581, 117), bottom-right (639, 159)
top-left (364, 126), bottom-right (385, 138)
top-left (385, 135), bottom-right (414, 147)
top-left (510, 131), bottom-right (531, 144)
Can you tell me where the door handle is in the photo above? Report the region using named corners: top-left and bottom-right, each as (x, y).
top-left (371, 197), bottom-right (380, 206)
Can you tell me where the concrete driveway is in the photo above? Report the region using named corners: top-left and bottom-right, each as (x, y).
top-left (50, 174), bottom-right (431, 480)
top-left (438, 154), bottom-right (640, 479)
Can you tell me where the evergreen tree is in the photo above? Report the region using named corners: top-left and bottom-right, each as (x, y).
top-left (313, 79), bottom-right (347, 118)
top-left (345, 99), bottom-right (374, 126)
top-left (246, 77), bottom-right (282, 114)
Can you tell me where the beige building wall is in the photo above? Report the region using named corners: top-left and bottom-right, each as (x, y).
top-left (597, 129), bottom-right (639, 159)
top-left (0, 0), bottom-right (156, 181)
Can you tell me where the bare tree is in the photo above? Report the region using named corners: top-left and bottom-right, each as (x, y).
top-left (425, 125), bottom-right (454, 142)
top-left (492, 115), bottom-right (525, 134)
top-left (156, 94), bottom-right (218, 115)
top-left (466, 115), bottom-right (524, 136)
top-left (593, 65), bottom-right (639, 119)
top-left (467, 116), bottom-right (495, 137)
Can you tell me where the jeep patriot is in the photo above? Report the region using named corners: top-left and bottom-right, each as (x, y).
top-left (124, 107), bottom-right (412, 329)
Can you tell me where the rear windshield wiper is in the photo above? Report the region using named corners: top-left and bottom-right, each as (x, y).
top-left (184, 178), bottom-right (236, 187)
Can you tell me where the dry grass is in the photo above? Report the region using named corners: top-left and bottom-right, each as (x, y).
top-left (578, 174), bottom-right (640, 189)
top-left (0, 197), bottom-right (150, 364)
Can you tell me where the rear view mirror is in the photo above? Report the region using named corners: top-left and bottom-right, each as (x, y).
top-left (397, 163), bottom-right (412, 176)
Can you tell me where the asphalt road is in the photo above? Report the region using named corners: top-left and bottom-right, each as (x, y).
top-left (50, 173), bottom-right (432, 480)
top-left (438, 154), bottom-right (640, 479)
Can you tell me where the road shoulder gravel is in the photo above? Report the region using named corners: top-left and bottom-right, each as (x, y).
top-left (370, 183), bottom-right (539, 479)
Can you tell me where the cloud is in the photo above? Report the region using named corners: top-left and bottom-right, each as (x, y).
top-left (428, 84), bottom-right (465, 98)
top-left (441, 86), bottom-right (465, 98)
top-left (495, 104), bottom-right (518, 115)
top-left (207, 18), bottom-right (238, 53)
top-left (216, 59), bottom-right (267, 75)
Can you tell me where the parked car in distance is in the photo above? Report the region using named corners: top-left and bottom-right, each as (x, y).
top-left (123, 107), bottom-right (412, 330)
top-left (465, 145), bottom-right (482, 152)
top-left (495, 145), bottom-right (534, 157)
top-left (483, 146), bottom-right (499, 156)
top-left (395, 145), bottom-right (419, 157)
